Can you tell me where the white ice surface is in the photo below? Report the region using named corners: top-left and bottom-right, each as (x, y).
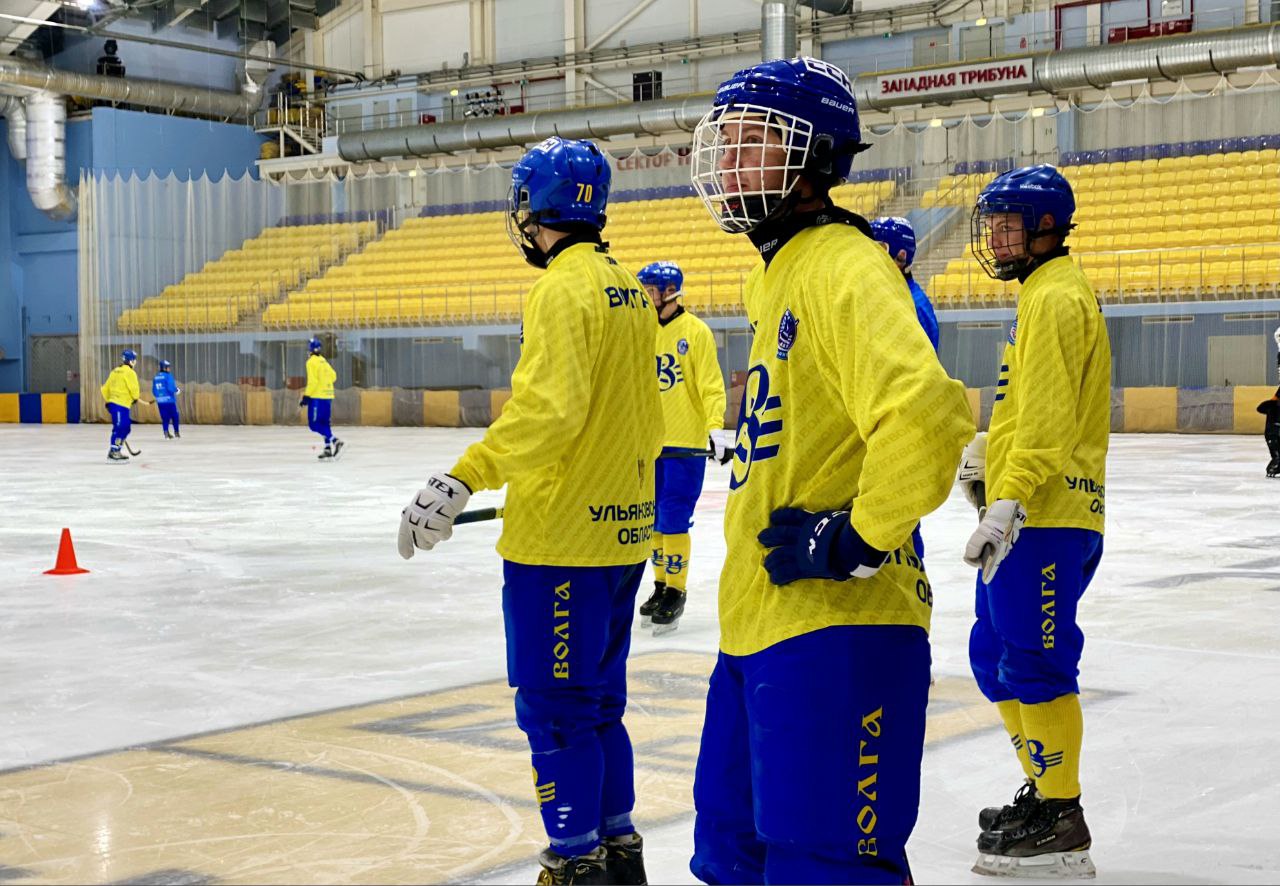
top-left (2, 425), bottom-right (1278, 884)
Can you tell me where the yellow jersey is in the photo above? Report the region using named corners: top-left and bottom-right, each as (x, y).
top-left (305, 354), bottom-right (336, 399)
top-left (988, 255), bottom-right (1111, 532)
top-left (655, 309), bottom-right (726, 450)
top-left (100, 365), bottom-right (140, 409)
top-left (451, 241), bottom-right (663, 567)
top-left (719, 223), bottom-right (974, 657)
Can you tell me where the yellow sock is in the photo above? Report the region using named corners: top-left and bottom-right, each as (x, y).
top-left (996, 699), bottom-right (1037, 782)
top-left (663, 533), bottom-right (691, 592)
top-left (1019, 694), bottom-right (1084, 799)
top-left (650, 532), bottom-right (664, 581)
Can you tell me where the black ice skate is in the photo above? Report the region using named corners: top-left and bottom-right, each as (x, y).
top-left (331, 438), bottom-right (344, 459)
top-left (973, 795), bottom-right (1095, 879)
top-left (535, 845), bottom-right (610, 885)
top-left (639, 581), bottom-right (665, 629)
top-left (651, 587), bottom-right (686, 636)
top-left (107, 448), bottom-right (128, 462)
top-left (164, 430), bottom-right (172, 440)
top-left (978, 778), bottom-right (1039, 832)
top-left (602, 832), bottom-right (647, 885)
top-left (318, 445), bottom-right (333, 460)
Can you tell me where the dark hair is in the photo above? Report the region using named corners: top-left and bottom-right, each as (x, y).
top-left (104, 40), bottom-right (118, 54)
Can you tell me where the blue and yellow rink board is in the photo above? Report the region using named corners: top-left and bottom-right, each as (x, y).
top-left (0, 393), bottom-right (80, 424)
top-left (0, 651), bottom-right (1068, 884)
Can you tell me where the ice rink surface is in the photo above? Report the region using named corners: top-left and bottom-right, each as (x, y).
top-left (1, 424), bottom-right (1277, 885)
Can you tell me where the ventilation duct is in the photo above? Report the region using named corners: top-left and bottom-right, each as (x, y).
top-left (0, 42), bottom-right (273, 122)
top-left (855, 23), bottom-right (1280, 110)
top-left (0, 93), bottom-right (27, 161)
top-left (339, 24), bottom-right (1280, 163)
top-left (24, 90), bottom-right (76, 221)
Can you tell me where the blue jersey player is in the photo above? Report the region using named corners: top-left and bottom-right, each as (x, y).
top-left (152, 359), bottom-right (181, 439)
top-left (870, 216), bottom-right (939, 351)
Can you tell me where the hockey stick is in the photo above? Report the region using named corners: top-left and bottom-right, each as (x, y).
top-left (123, 440), bottom-right (142, 456)
top-left (453, 448), bottom-right (719, 527)
top-left (456, 506), bottom-right (504, 525)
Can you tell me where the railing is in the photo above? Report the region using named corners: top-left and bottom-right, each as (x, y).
top-left (315, 2), bottom-right (1253, 139)
top-left (929, 243), bottom-right (1280, 310)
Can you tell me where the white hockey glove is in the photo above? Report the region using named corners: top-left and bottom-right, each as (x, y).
top-left (963, 498), bottom-right (1027, 584)
top-left (398, 472), bottom-right (471, 559)
top-left (708, 428), bottom-right (736, 465)
top-left (956, 433), bottom-right (987, 511)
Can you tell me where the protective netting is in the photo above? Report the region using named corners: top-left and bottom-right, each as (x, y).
top-left (79, 73), bottom-right (1280, 425)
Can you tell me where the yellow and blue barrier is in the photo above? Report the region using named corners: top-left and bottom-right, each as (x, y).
top-left (0, 393), bottom-right (80, 424)
top-left (3, 386), bottom-right (1273, 432)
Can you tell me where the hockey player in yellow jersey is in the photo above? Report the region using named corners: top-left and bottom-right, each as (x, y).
top-left (635, 260), bottom-right (727, 636)
top-left (397, 137), bottom-right (661, 886)
top-left (960, 165), bottom-right (1111, 879)
top-left (687, 58), bottom-right (974, 884)
top-left (101, 349), bottom-right (141, 462)
top-left (300, 337), bottom-right (343, 460)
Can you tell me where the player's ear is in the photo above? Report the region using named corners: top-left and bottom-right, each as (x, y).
top-left (896, 248), bottom-right (908, 265)
top-left (1038, 213), bottom-right (1056, 232)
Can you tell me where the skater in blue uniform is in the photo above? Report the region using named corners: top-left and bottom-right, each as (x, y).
top-left (152, 359), bottom-right (181, 439)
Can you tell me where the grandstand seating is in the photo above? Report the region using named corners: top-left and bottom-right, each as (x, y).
top-left (117, 222), bottom-right (377, 333)
top-left (927, 147), bottom-right (1280, 306)
top-left (261, 180), bottom-right (896, 328)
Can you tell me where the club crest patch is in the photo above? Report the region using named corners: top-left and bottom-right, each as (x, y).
top-left (777, 309), bottom-right (798, 361)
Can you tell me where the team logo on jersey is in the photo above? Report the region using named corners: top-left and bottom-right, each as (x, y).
top-left (777, 309), bottom-right (798, 361)
top-left (730, 363), bottom-right (783, 491)
top-left (677, 338), bottom-right (689, 355)
top-left (1008, 319), bottom-right (1018, 346)
top-left (1026, 738), bottom-right (1064, 777)
top-left (656, 353), bottom-right (684, 392)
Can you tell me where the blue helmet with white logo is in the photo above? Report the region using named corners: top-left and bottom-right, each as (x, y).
top-left (158, 359), bottom-right (172, 371)
top-left (307, 337), bottom-right (323, 354)
top-left (972, 164), bottom-right (1076, 280)
top-left (507, 137), bottom-right (611, 267)
top-left (692, 56), bottom-right (866, 233)
top-left (870, 216), bottom-right (917, 268)
top-left (121, 349), bottom-right (137, 364)
top-left (637, 261), bottom-right (684, 302)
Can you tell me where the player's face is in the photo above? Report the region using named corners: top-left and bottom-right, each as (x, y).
top-left (663, 284), bottom-right (679, 301)
top-left (986, 213), bottom-right (1028, 262)
top-left (716, 117), bottom-right (789, 198)
top-left (643, 284), bottom-right (662, 305)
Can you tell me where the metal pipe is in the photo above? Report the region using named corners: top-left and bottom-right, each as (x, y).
top-left (25, 90), bottom-right (76, 222)
top-left (341, 24), bottom-right (1280, 163)
top-left (0, 93), bottom-right (27, 161)
top-left (0, 55), bottom-right (263, 120)
top-left (855, 23), bottom-right (1280, 110)
top-left (762, 1), bottom-right (798, 62)
top-left (0, 11), bottom-right (364, 82)
top-left (338, 93), bottom-right (710, 162)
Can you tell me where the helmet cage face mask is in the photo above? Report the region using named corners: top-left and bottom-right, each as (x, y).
top-left (691, 103), bottom-right (814, 234)
top-left (972, 201), bottom-right (1039, 281)
top-left (506, 183), bottom-right (538, 250)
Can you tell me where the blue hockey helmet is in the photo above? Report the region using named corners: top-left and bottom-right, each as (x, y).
top-left (692, 56), bottom-right (867, 233)
top-left (507, 137), bottom-right (611, 267)
top-left (158, 359), bottom-right (172, 371)
top-left (637, 261), bottom-right (684, 302)
top-left (971, 164), bottom-right (1076, 280)
top-left (870, 216), bottom-right (917, 268)
top-left (121, 349), bottom-right (137, 364)
top-left (307, 337), bottom-right (323, 353)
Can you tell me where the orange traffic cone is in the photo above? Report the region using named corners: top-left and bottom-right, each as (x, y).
top-left (44, 528), bottom-right (89, 575)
